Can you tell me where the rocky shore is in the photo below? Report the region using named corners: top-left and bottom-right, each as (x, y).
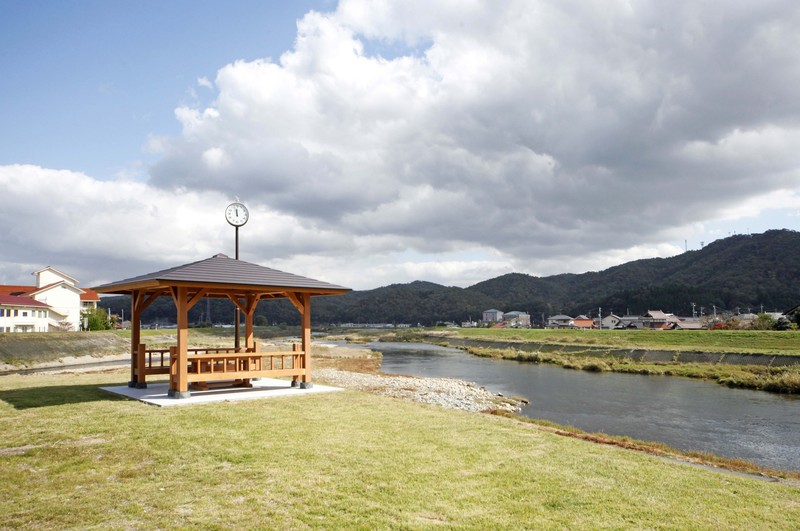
top-left (314, 367), bottom-right (524, 413)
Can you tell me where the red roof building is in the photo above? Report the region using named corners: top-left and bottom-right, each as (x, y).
top-left (0, 267), bottom-right (99, 332)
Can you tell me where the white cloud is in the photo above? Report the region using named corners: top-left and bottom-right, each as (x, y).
top-left (0, 165), bottom-right (356, 286)
top-left (4, 0), bottom-right (800, 290)
top-left (197, 76), bottom-right (214, 90)
top-left (147, 1), bottom-right (800, 269)
top-left (715, 189), bottom-right (800, 221)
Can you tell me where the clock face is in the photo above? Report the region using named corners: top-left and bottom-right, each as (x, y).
top-left (225, 202), bottom-right (249, 226)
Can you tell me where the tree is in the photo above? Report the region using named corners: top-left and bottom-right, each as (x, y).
top-left (750, 313), bottom-right (776, 330)
top-left (82, 308), bottom-right (112, 331)
top-left (773, 317), bottom-right (792, 331)
top-left (52, 319), bottom-right (74, 332)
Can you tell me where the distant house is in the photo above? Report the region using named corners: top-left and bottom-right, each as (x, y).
top-left (547, 314), bottom-right (573, 328)
top-left (482, 309), bottom-right (504, 323)
top-left (0, 267), bottom-right (99, 332)
top-left (619, 315), bottom-right (644, 329)
top-left (601, 314), bottom-right (622, 329)
top-left (572, 315), bottom-right (594, 329)
top-left (671, 318), bottom-right (705, 330)
top-left (503, 311), bottom-right (531, 328)
top-left (642, 310), bottom-right (672, 330)
top-left (600, 314), bottom-right (645, 329)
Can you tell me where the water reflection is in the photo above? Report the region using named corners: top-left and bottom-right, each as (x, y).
top-left (369, 342), bottom-right (800, 472)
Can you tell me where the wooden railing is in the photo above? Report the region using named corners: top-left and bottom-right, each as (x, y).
top-left (134, 343), bottom-right (306, 384)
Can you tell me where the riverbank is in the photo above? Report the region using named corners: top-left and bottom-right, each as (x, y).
top-left (382, 330), bottom-right (800, 394)
top-left (447, 327), bottom-right (800, 356)
top-left (1, 369), bottom-right (799, 528)
top-left (315, 367), bottom-right (524, 413)
top-left (309, 341), bottom-right (526, 412)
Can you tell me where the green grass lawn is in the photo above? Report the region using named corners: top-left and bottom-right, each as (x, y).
top-left (450, 328), bottom-right (800, 355)
top-left (1, 370), bottom-right (799, 529)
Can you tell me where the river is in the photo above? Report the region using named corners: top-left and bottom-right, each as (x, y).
top-left (368, 341), bottom-right (800, 472)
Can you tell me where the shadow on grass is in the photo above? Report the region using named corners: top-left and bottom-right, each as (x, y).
top-left (0, 381), bottom-right (129, 409)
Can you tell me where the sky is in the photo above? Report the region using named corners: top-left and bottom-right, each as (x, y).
top-left (2, 0), bottom-right (800, 291)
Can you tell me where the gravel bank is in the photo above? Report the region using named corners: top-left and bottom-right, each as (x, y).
top-left (315, 367), bottom-right (524, 413)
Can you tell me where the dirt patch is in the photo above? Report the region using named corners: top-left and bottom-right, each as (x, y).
top-left (312, 344), bottom-right (382, 373)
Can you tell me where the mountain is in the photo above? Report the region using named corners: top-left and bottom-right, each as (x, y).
top-left (327, 228), bottom-right (800, 324)
top-left (103, 229), bottom-right (800, 325)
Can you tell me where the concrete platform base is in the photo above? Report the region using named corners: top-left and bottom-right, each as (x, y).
top-left (101, 378), bottom-right (342, 407)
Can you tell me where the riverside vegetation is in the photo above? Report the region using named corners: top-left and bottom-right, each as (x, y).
top-left (386, 328), bottom-right (800, 394)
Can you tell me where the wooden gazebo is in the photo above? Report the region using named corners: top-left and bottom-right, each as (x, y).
top-left (93, 254), bottom-right (350, 398)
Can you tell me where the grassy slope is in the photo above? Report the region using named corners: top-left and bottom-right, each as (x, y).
top-left (451, 328), bottom-right (800, 355)
top-left (0, 332), bottom-right (130, 365)
top-left (1, 370), bottom-right (799, 529)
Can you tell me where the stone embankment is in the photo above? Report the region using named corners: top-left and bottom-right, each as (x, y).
top-left (315, 367), bottom-right (523, 413)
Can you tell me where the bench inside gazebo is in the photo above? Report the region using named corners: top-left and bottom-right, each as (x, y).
top-left (93, 254), bottom-right (350, 399)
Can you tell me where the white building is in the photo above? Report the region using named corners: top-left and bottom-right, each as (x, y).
top-left (482, 309), bottom-right (504, 323)
top-left (503, 311), bottom-right (531, 327)
top-left (0, 267), bottom-right (100, 332)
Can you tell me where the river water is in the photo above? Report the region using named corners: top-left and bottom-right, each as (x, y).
top-left (368, 342), bottom-right (800, 472)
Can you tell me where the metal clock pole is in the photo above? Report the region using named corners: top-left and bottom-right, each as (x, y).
top-left (234, 224), bottom-right (240, 350)
top-left (225, 201), bottom-right (249, 351)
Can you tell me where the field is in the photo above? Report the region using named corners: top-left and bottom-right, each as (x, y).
top-left (1, 369), bottom-right (799, 528)
top-left (448, 327), bottom-right (800, 355)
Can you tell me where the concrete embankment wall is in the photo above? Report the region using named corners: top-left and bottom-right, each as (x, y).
top-left (442, 337), bottom-right (800, 367)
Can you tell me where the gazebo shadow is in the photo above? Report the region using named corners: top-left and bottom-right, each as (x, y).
top-left (0, 381), bottom-right (129, 410)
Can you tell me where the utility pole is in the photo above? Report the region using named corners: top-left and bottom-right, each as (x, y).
top-left (598, 307), bottom-right (602, 330)
top-left (691, 302), bottom-right (696, 319)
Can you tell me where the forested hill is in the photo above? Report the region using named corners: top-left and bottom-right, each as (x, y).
top-left (466, 229), bottom-right (800, 320)
top-left (105, 229), bottom-right (800, 326)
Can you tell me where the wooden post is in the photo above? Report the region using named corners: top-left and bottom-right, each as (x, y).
top-left (174, 286), bottom-right (190, 398)
top-left (169, 345), bottom-right (178, 391)
top-left (136, 343), bottom-right (146, 387)
top-left (129, 289), bottom-right (142, 387)
top-left (290, 342), bottom-right (299, 385)
top-left (244, 301), bottom-right (255, 351)
top-left (240, 300), bottom-right (255, 388)
top-left (300, 292), bottom-right (312, 387)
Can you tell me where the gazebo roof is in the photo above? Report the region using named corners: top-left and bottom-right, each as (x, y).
top-left (92, 253), bottom-right (350, 297)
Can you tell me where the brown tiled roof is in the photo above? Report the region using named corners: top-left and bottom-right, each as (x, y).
top-left (0, 285), bottom-right (34, 297)
top-left (0, 295), bottom-right (49, 307)
top-left (92, 254), bottom-right (350, 296)
top-left (80, 288), bottom-right (100, 301)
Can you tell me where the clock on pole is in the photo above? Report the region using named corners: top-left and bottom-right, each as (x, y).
top-left (225, 201), bottom-right (249, 227)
